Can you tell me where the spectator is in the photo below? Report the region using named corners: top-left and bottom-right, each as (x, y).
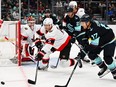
top-left (13, 2), bottom-right (19, 11)
top-left (56, 0), bottom-right (62, 7)
top-left (21, 16), bottom-right (28, 24)
top-left (12, 10), bottom-right (19, 20)
top-left (38, 1), bottom-right (45, 13)
top-left (5, 13), bottom-right (12, 21)
top-left (107, 7), bottom-right (115, 22)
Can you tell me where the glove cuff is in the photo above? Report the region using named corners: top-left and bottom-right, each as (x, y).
top-left (38, 50), bottom-right (46, 56)
top-left (35, 39), bottom-right (41, 44)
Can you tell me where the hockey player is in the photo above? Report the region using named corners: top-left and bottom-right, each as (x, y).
top-left (40, 9), bottom-right (62, 28)
top-left (69, 1), bottom-right (85, 18)
top-left (63, 7), bottom-right (90, 66)
top-left (69, 1), bottom-right (78, 15)
top-left (80, 14), bottom-right (116, 79)
top-left (21, 17), bottom-right (38, 61)
top-left (35, 18), bottom-right (77, 70)
top-left (68, 1), bottom-right (91, 63)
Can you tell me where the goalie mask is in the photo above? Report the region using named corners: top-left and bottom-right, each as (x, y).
top-left (27, 17), bottom-right (36, 30)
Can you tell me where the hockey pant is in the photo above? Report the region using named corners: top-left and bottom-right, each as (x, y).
top-left (59, 41), bottom-right (75, 67)
top-left (39, 41), bottom-right (76, 68)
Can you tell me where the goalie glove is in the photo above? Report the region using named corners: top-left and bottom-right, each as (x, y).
top-left (35, 50), bottom-right (46, 61)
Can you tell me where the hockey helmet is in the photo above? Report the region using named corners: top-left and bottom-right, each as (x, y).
top-left (66, 7), bottom-right (73, 13)
top-left (43, 18), bottom-right (53, 25)
top-left (45, 9), bottom-right (51, 13)
top-left (69, 1), bottom-right (77, 7)
top-left (77, 8), bottom-right (85, 18)
top-left (80, 14), bottom-right (92, 22)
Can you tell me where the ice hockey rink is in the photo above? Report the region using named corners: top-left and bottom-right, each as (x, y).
top-left (0, 25), bottom-right (116, 87)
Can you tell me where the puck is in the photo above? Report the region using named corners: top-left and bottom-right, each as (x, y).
top-left (1, 81), bottom-right (5, 85)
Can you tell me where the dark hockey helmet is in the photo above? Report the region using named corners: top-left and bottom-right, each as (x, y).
top-left (45, 9), bottom-right (51, 13)
top-left (66, 7), bottom-right (73, 12)
top-left (80, 14), bottom-right (92, 22)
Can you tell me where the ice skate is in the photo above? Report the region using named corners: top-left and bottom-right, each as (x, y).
top-left (110, 68), bottom-right (116, 79)
top-left (98, 66), bottom-right (110, 78)
top-left (38, 65), bottom-right (48, 71)
top-left (82, 57), bottom-right (90, 63)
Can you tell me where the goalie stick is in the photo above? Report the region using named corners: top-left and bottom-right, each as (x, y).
top-left (28, 46), bottom-right (42, 85)
top-left (4, 36), bottom-right (36, 63)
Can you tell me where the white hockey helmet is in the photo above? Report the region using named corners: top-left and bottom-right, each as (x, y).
top-left (43, 18), bottom-right (53, 26)
top-left (77, 8), bottom-right (85, 18)
top-left (69, 1), bottom-right (77, 7)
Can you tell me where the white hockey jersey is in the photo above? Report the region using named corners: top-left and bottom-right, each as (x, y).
top-left (21, 24), bottom-right (39, 45)
top-left (38, 25), bottom-right (71, 54)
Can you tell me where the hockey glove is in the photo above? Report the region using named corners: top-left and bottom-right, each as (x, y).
top-left (70, 37), bottom-right (76, 43)
top-left (35, 39), bottom-right (42, 48)
top-left (35, 51), bottom-right (46, 61)
top-left (51, 47), bottom-right (57, 53)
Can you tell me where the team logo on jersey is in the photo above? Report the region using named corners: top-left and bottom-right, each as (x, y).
top-left (46, 38), bottom-right (55, 45)
top-left (25, 27), bottom-right (28, 30)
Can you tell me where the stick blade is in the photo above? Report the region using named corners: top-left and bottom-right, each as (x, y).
top-left (55, 85), bottom-right (67, 87)
top-left (28, 79), bottom-right (36, 85)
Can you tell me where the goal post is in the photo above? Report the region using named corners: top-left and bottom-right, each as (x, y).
top-left (17, 21), bottom-right (21, 66)
top-left (0, 21), bottom-right (21, 66)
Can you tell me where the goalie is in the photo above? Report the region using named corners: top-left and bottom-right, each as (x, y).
top-left (21, 17), bottom-right (38, 62)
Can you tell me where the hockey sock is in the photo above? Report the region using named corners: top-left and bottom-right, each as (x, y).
top-left (93, 57), bottom-right (103, 65)
top-left (107, 61), bottom-right (116, 70)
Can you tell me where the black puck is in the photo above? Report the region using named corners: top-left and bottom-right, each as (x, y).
top-left (1, 81), bottom-right (5, 85)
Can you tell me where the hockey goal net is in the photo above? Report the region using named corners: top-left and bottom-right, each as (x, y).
top-left (0, 21), bottom-right (21, 66)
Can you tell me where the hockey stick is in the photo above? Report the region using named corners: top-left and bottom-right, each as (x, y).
top-left (55, 57), bottom-right (79, 87)
top-left (75, 43), bottom-right (110, 78)
top-left (74, 43), bottom-right (87, 55)
top-left (50, 58), bottom-right (60, 69)
top-left (28, 60), bottom-right (39, 85)
top-left (55, 43), bottom-right (87, 87)
top-left (4, 36), bottom-right (36, 63)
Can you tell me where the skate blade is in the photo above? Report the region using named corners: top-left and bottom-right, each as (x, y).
top-left (99, 69), bottom-right (110, 78)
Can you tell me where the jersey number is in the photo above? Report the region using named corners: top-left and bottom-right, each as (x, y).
top-left (91, 33), bottom-right (98, 40)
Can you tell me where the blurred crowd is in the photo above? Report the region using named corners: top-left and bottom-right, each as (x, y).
top-left (1, 0), bottom-right (116, 24)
